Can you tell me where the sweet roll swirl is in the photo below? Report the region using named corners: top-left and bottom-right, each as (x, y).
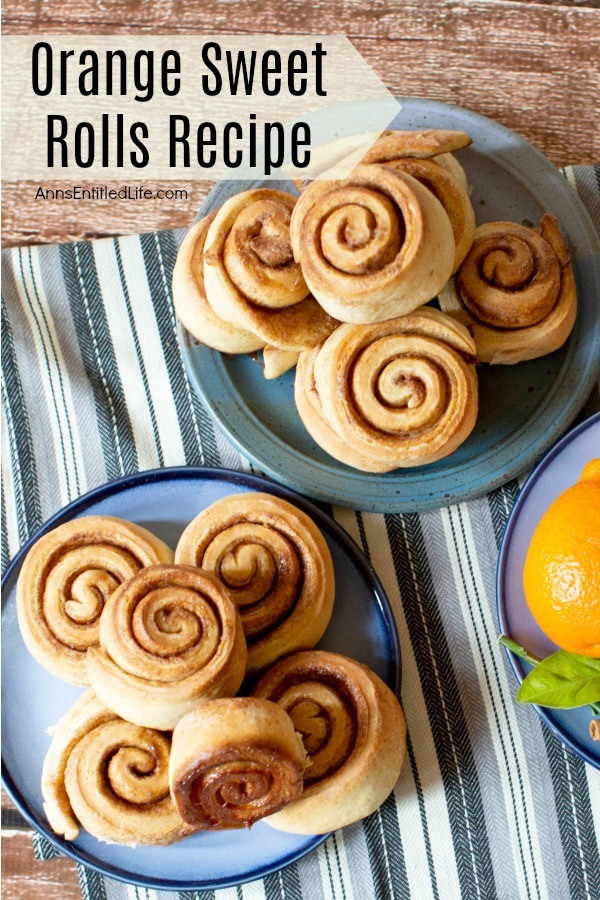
top-left (86, 564), bottom-right (247, 730)
top-left (16, 516), bottom-right (173, 684)
top-left (252, 651), bottom-right (407, 834)
top-left (169, 697), bottom-right (305, 829)
top-left (175, 493), bottom-right (335, 674)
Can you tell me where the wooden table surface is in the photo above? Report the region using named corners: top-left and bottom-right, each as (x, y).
top-left (2, 0), bottom-right (599, 896)
top-left (2, 0), bottom-right (600, 249)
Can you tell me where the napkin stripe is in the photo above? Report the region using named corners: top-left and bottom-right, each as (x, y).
top-left (15, 247), bottom-right (82, 501)
top-left (403, 740), bottom-right (439, 898)
top-left (1, 298), bottom-right (42, 541)
top-left (114, 239), bottom-right (165, 468)
top-left (357, 507), bottom-right (463, 899)
top-left (545, 739), bottom-right (600, 900)
top-left (60, 243), bottom-right (136, 480)
top-left (487, 480), bottom-right (599, 897)
top-left (448, 506), bottom-right (540, 890)
top-left (1, 490), bottom-right (9, 572)
top-left (140, 231), bottom-right (220, 468)
top-left (385, 512), bottom-right (494, 900)
top-left (347, 510), bottom-right (436, 899)
top-left (265, 864), bottom-right (303, 900)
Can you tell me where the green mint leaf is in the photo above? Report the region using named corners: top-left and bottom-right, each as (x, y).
top-left (516, 650), bottom-right (600, 709)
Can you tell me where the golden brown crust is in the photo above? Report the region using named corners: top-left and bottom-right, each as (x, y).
top-left (42, 690), bottom-right (189, 845)
top-left (173, 213), bottom-right (264, 353)
top-left (263, 346), bottom-right (301, 379)
top-left (360, 130), bottom-right (475, 273)
top-left (439, 215), bottom-right (577, 363)
top-left (253, 651), bottom-right (407, 834)
top-left (289, 164), bottom-right (455, 324)
top-left (295, 308), bottom-right (478, 471)
top-left (361, 129), bottom-right (472, 163)
top-left (16, 516), bottom-right (173, 685)
top-left (169, 697), bottom-right (306, 829)
top-left (203, 189), bottom-right (338, 350)
top-left (175, 493), bottom-right (335, 675)
top-left (86, 564), bottom-right (247, 729)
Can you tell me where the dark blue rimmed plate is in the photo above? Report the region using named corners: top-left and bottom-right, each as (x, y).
top-left (1, 467), bottom-right (400, 891)
top-left (497, 413), bottom-right (600, 770)
top-left (180, 97), bottom-right (600, 513)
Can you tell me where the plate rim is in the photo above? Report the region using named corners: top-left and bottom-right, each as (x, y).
top-left (182, 96), bottom-right (600, 513)
top-left (496, 411), bottom-right (600, 771)
top-left (1, 465), bottom-right (401, 891)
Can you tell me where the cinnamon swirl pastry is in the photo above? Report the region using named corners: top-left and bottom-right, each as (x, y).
top-left (173, 212), bottom-right (264, 354)
top-left (295, 307), bottom-right (478, 471)
top-left (175, 493), bottom-right (335, 675)
top-left (42, 690), bottom-right (189, 844)
top-left (360, 129), bottom-right (475, 273)
top-left (439, 215), bottom-right (577, 363)
top-left (253, 651), bottom-right (406, 834)
top-left (16, 517), bottom-right (173, 684)
top-left (289, 164), bottom-right (455, 323)
top-left (169, 697), bottom-right (306, 829)
top-left (203, 188), bottom-right (338, 350)
top-left (86, 564), bottom-right (247, 730)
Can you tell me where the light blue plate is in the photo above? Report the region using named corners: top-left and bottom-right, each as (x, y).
top-left (497, 413), bottom-right (600, 769)
top-left (1, 468), bottom-right (400, 891)
top-left (180, 97), bottom-right (600, 513)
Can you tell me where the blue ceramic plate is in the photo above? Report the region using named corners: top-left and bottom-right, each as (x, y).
top-left (497, 413), bottom-right (600, 770)
top-left (180, 97), bottom-right (600, 513)
top-left (1, 467), bottom-right (400, 891)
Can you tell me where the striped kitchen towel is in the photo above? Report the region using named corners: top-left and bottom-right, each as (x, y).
top-left (2, 165), bottom-right (600, 900)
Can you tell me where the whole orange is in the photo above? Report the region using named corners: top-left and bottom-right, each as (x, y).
top-left (523, 458), bottom-right (600, 658)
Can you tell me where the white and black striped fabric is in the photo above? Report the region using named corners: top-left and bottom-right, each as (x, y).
top-left (2, 166), bottom-right (600, 900)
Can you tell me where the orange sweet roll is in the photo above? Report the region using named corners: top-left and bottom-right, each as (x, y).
top-left (86, 564), bottom-right (247, 730)
top-left (202, 188), bottom-right (338, 352)
top-left (169, 697), bottom-right (306, 830)
top-left (360, 129), bottom-right (475, 273)
top-left (175, 493), bottom-right (335, 675)
top-left (42, 690), bottom-right (190, 845)
top-left (289, 164), bottom-right (456, 324)
top-left (252, 650), bottom-right (407, 834)
top-left (173, 211), bottom-right (265, 354)
top-left (16, 516), bottom-right (173, 685)
top-left (439, 215), bottom-right (577, 363)
top-left (294, 307), bottom-right (478, 472)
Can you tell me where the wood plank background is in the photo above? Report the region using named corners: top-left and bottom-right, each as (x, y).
top-left (2, 1), bottom-right (599, 896)
top-left (2, 0), bottom-right (599, 247)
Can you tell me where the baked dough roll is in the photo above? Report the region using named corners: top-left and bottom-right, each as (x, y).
top-left (16, 516), bottom-right (173, 685)
top-left (203, 188), bottom-right (338, 351)
top-left (42, 690), bottom-right (189, 845)
top-left (439, 215), bottom-right (577, 363)
top-left (253, 651), bottom-right (407, 834)
top-left (175, 493), bottom-right (335, 675)
top-left (173, 212), bottom-right (264, 353)
top-left (289, 164), bottom-right (455, 324)
top-left (360, 129), bottom-right (475, 273)
top-left (86, 564), bottom-right (247, 730)
top-left (295, 307), bottom-right (478, 472)
top-left (169, 697), bottom-right (306, 829)
top-left (263, 346), bottom-right (301, 379)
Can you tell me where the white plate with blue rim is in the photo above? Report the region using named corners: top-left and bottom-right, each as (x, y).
top-left (180, 97), bottom-right (600, 513)
top-left (497, 412), bottom-right (600, 770)
top-left (1, 466), bottom-right (401, 891)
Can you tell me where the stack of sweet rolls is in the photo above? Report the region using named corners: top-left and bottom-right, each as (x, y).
top-left (17, 496), bottom-right (406, 845)
top-left (174, 129), bottom-right (577, 471)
